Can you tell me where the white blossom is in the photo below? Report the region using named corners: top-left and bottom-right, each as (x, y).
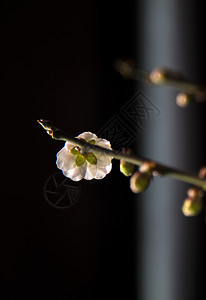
top-left (56, 132), bottom-right (112, 181)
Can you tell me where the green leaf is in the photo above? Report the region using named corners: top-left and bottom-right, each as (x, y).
top-left (75, 154), bottom-right (86, 167)
top-left (85, 152), bottom-right (97, 165)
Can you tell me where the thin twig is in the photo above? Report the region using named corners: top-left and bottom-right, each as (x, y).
top-left (37, 120), bottom-right (206, 191)
top-left (114, 60), bottom-right (206, 101)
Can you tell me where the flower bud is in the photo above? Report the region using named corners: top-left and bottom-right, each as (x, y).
top-left (182, 197), bottom-right (203, 217)
top-left (176, 93), bottom-right (191, 107)
top-left (187, 187), bottom-right (203, 200)
top-left (183, 186), bottom-right (204, 216)
top-left (113, 59), bottom-right (135, 79)
top-left (199, 167), bottom-right (206, 179)
top-left (149, 67), bottom-right (184, 85)
top-left (194, 90), bottom-right (206, 103)
top-left (139, 161), bottom-right (157, 174)
top-left (120, 161), bottom-right (135, 177)
top-left (130, 171), bottom-right (151, 193)
top-left (120, 148), bottom-right (135, 176)
top-left (120, 148), bottom-right (135, 177)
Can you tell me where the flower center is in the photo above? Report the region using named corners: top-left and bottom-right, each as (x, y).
top-left (70, 146), bottom-right (97, 166)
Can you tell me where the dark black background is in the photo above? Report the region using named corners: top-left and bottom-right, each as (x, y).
top-left (2, 1), bottom-right (137, 299)
top-left (1, 0), bottom-right (206, 299)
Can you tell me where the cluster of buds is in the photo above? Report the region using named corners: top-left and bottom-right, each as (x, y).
top-left (120, 149), bottom-right (157, 193)
top-left (149, 67), bottom-right (206, 107)
top-left (121, 150), bottom-right (206, 217)
top-left (38, 120), bottom-right (206, 218)
top-left (115, 62), bottom-right (206, 107)
top-left (182, 167), bottom-right (206, 216)
top-left (130, 162), bottom-right (156, 194)
top-left (176, 92), bottom-right (206, 108)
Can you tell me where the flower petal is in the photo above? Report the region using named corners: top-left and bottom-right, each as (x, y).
top-left (96, 154), bottom-right (112, 167)
top-left (77, 132), bottom-right (98, 142)
top-left (56, 148), bottom-right (77, 171)
top-left (84, 163), bottom-right (97, 180)
top-left (95, 138), bottom-right (112, 150)
top-left (64, 163), bottom-right (87, 181)
top-left (65, 142), bottom-right (75, 151)
top-left (95, 164), bottom-right (112, 179)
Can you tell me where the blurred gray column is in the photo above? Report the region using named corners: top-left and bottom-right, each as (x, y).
top-left (136, 1), bottom-right (205, 300)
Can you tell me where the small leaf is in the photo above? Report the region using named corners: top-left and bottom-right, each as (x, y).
top-left (85, 152), bottom-right (97, 165)
top-left (76, 154), bottom-right (86, 167)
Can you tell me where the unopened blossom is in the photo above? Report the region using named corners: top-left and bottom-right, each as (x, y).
top-left (56, 132), bottom-right (112, 181)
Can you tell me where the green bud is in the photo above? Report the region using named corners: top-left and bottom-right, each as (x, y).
top-left (120, 148), bottom-right (136, 176)
top-left (182, 197), bottom-right (203, 217)
top-left (75, 154), bottom-right (86, 167)
top-left (130, 171), bottom-right (151, 193)
top-left (120, 160), bottom-right (135, 177)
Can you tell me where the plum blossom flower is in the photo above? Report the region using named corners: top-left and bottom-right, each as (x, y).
top-left (56, 132), bottom-right (112, 181)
